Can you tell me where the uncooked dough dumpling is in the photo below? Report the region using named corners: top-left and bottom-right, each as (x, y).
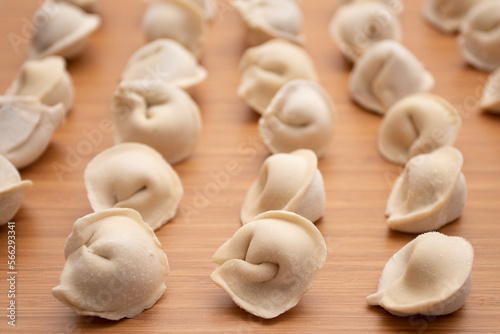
top-left (211, 210), bottom-right (327, 319)
top-left (350, 40), bottom-right (434, 114)
top-left (329, 0), bottom-right (402, 62)
top-left (423, 0), bottom-right (484, 34)
top-left (367, 232), bottom-right (474, 316)
top-left (479, 67), bottom-right (500, 113)
top-left (54, 0), bottom-right (99, 12)
top-left (241, 149), bottom-right (325, 224)
top-left (52, 208), bottom-right (169, 320)
top-left (259, 80), bottom-right (336, 157)
top-left (0, 155), bottom-right (32, 226)
top-left (121, 39), bottom-right (207, 90)
top-left (111, 80), bottom-right (202, 164)
top-left (458, 1), bottom-right (500, 71)
top-left (238, 38), bottom-right (318, 114)
top-left (0, 96), bottom-right (65, 169)
top-left (84, 143), bottom-right (183, 231)
top-left (6, 56), bottom-right (74, 113)
top-left (27, 1), bottom-right (101, 60)
top-left (232, 0), bottom-right (304, 46)
top-left (378, 93), bottom-right (462, 165)
top-left (386, 147), bottom-right (467, 233)
top-left (142, 0), bottom-right (207, 59)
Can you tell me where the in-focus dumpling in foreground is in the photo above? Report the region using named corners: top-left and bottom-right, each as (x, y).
top-left (0, 155), bottom-right (32, 226)
top-left (238, 38), bottom-right (318, 114)
top-left (423, 0), bottom-right (484, 34)
top-left (84, 143), bottom-right (183, 231)
top-left (385, 147), bottom-right (467, 233)
top-left (350, 40), bottom-right (434, 114)
top-left (259, 80), bottom-right (336, 157)
top-left (111, 80), bottom-right (202, 164)
top-left (52, 208), bottom-right (169, 320)
top-left (378, 93), bottom-right (462, 165)
top-left (367, 232), bottom-right (474, 317)
top-left (211, 210), bottom-right (327, 319)
top-left (479, 67), bottom-right (500, 113)
top-left (241, 149), bottom-right (326, 224)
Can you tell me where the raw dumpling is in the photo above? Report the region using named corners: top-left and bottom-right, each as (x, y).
top-left (111, 80), bottom-right (202, 164)
top-left (84, 143), bottom-right (183, 231)
top-left (423, 0), bottom-right (484, 34)
top-left (142, 0), bottom-right (207, 59)
top-left (337, 0), bottom-right (403, 14)
top-left (378, 93), bottom-right (462, 165)
top-left (367, 232), bottom-right (474, 316)
top-left (52, 208), bottom-right (169, 320)
top-left (259, 80), bottom-right (336, 157)
top-left (27, 1), bottom-right (101, 60)
top-left (6, 56), bottom-right (74, 113)
top-left (329, 0), bottom-right (402, 62)
top-left (238, 38), bottom-right (318, 114)
top-left (241, 149), bottom-right (325, 224)
top-left (458, 1), bottom-right (500, 71)
top-left (121, 39), bottom-right (207, 91)
top-left (479, 67), bottom-right (500, 113)
top-left (0, 96), bottom-right (65, 169)
top-left (232, 0), bottom-right (304, 46)
top-left (385, 147), bottom-right (467, 233)
top-left (0, 155), bottom-right (32, 225)
top-left (350, 40), bottom-right (434, 114)
top-left (54, 0), bottom-right (99, 12)
top-left (211, 210), bottom-right (327, 319)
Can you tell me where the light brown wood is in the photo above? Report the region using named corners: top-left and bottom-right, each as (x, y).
top-left (1, 0), bottom-right (500, 332)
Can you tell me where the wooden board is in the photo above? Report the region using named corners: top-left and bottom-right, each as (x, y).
top-left (1, 0), bottom-right (500, 332)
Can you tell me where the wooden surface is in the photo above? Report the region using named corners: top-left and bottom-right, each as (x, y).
top-left (1, 0), bottom-right (500, 332)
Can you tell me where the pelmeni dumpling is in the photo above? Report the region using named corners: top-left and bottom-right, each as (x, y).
top-left (0, 156), bottom-right (32, 226)
top-left (238, 38), bottom-right (318, 114)
top-left (27, 1), bottom-right (101, 60)
top-left (350, 40), bottom-right (434, 114)
top-left (52, 208), bottom-right (169, 320)
top-left (121, 39), bottom-right (207, 90)
top-left (378, 93), bottom-right (462, 165)
top-left (142, 0), bottom-right (207, 59)
top-left (329, 0), bottom-right (402, 62)
top-left (241, 149), bottom-right (325, 224)
top-left (6, 56), bottom-right (74, 113)
top-left (259, 80), bottom-right (336, 157)
top-left (367, 232), bottom-right (474, 316)
top-left (0, 96), bottom-right (65, 169)
top-left (232, 0), bottom-right (304, 46)
top-left (84, 143), bottom-right (183, 231)
top-left (111, 80), bottom-right (202, 164)
top-left (54, 0), bottom-right (99, 12)
top-left (423, 0), bottom-right (484, 34)
top-left (337, 0), bottom-right (403, 14)
top-left (479, 67), bottom-right (500, 113)
top-left (386, 147), bottom-right (467, 233)
top-left (458, 1), bottom-right (500, 71)
top-left (211, 210), bottom-right (327, 319)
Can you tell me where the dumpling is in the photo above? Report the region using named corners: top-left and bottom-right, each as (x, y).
top-left (241, 149), bottom-right (325, 224)
top-left (54, 0), bottom-right (99, 12)
top-left (367, 232), bottom-right (474, 316)
top-left (385, 147), bottom-right (467, 233)
top-left (211, 210), bottom-right (327, 319)
top-left (52, 208), bottom-right (169, 320)
top-left (0, 155), bottom-right (32, 226)
top-left (121, 39), bottom-right (207, 91)
top-left (27, 1), bottom-right (101, 60)
top-left (479, 67), bottom-right (500, 113)
top-left (190, 0), bottom-right (217, 20)
top-left (111, 80), bottom-right (202, 164)
top-left (6, 56), bottom-right (74, 113)
top-left (423, 0), bottom-right (484, 34)
top-left (0, 96), bottom-right (65, 169)
top-left (238, 38), bottom-right (318, 114)
top-left (458, 1), bottom-right (500, 71)
top-left (378, 93), bottom-right (462, 165)
top-left (337, 0), bottom-right (403, 14)
top-left (329, 0), bottom-right (402, 62)
top-left (84, 143), bottom-right (183, 231)
top-left (350, 40), bottom-right (434, 114)
top-left (142, 0), bottom-right (207, 59)
top-left (259, 80), bottom-right (336, 157)
top-left (232, 0), bottom-right (304, 46)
